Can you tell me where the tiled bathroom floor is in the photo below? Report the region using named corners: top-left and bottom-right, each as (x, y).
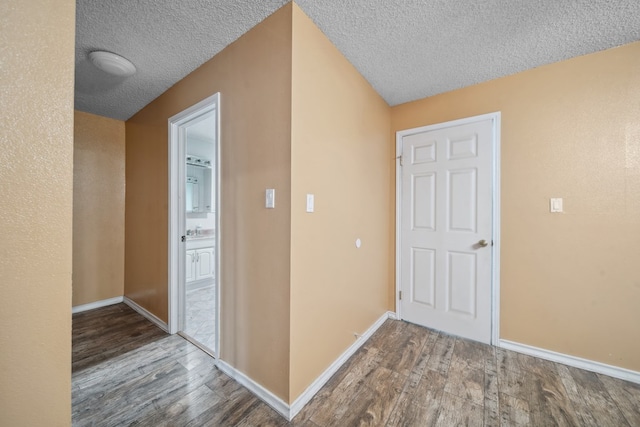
top-left (184, 284), bottom-right (216, 353)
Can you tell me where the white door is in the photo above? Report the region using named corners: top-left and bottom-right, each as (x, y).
top-left (399, 115), bottom-right (496, 344)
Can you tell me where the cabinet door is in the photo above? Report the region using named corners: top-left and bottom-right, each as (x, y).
top-left (186, 250), bottom-right (197, 283)
top-left (195, 247), bottom-right (214, 281)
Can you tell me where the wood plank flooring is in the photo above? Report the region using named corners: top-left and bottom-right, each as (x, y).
top-left (73, 304), bottom-right (640, 426)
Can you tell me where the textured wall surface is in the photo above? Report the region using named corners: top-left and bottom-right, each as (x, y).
top-left (392, 41), bottom-right (640, 372)
top-left (0, 0), bottom-right (75, 425)
top-left (289, 4), bottom-right (393, 401)
top-left (125, 3), bottom-right (293, 400)
top-left (73, 111), bottom-right (126, 306)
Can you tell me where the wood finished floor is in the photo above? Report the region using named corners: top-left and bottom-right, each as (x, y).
top-left (73, 304), bottom-right (640, 426)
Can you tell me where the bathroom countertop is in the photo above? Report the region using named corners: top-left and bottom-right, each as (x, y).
top-left (186, 234), bottom-right (214, 240)
top-left (186, 229), bottom-right (215, 240)
top-left (186, 236), bottom-right (215, 250)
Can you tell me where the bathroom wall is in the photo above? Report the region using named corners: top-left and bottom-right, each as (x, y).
top-left (186, 215), bottom-right (216, 231)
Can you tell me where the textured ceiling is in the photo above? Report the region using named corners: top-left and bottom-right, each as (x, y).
top-left (75, 0), bottom-right (640, 121)
top-left (296, 0), bottom-right (640, 107)
top-left (75, 0), bottom-right (289, 120)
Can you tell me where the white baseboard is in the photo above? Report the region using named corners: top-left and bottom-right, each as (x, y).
top-left (72, 296), bottom-right (123, 314)
top-left (214, 311), bottom-right (396, 421)
top-left (499, 339), bottom-right (640, 385)
top-left (123, 297), bottom-right (169, 332)
top-left (289, 311), bottom-right (396, 419)
top-left (216, 359), bottom-right (290, 420)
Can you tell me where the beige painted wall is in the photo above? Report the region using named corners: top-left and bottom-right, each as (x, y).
top-left (125, 3), bottom-right (293, 400)
top-left (289, 5), bottom-right (392, 400)
top-left (391, 41), bottom-right (640, 371)
top-left (73, 111), bottom-right (125, 306)
top-left (0, 0), bottom-right (75, 425)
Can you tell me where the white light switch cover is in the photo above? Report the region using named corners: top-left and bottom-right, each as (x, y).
top-left (550, 198), bottom-right (563, 213)
top-left (306, 194), bottom-right (314, 213)
top-left (266, 189), bottom-right (275, 208)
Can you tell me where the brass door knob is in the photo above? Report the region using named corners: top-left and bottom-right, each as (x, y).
top-left (478, 239), bottom-right (489, 247)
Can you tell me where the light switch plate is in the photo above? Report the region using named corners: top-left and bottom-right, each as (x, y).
top-left (306, 194), bottom-right (314, 213)
top-left (266, 189), bottom-right (275, 208)
top-left (550, 198), bottom-right (563, 213)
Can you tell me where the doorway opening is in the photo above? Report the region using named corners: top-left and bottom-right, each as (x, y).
top-left (168, 94), bottom-right (221, 356)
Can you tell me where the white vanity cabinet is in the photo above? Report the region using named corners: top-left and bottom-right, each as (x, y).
top-left (195, 247), bottom-right (214, 281)
top-left (186, 250), bottom-right (197, 282)
top-left (186, 238), bottom-right (215, 284)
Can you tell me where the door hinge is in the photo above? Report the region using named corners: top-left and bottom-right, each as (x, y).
top-left (399, 290), bottom-right (402, 300)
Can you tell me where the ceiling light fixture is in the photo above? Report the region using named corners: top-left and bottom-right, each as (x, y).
top-left (89, 50), bottom-right (136, 77)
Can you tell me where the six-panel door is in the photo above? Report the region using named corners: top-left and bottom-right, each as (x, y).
top-left (400, 118), bottom-right (494, 344)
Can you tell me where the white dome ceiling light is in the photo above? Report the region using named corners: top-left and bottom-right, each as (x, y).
top-left (89, 51), bottom-right (136, 77)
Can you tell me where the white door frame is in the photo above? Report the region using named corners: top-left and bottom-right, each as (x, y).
top-left (168, 93), bottom-right (221, 356)
top-left (395, 112), bottom-right (501, 345)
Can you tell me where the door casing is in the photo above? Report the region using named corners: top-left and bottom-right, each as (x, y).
top-left (395, 112), bottom-right (501, 345)
top-left (168, 93), bottom-right (221, 356)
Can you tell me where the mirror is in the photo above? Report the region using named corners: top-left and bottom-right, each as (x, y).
top-left (186, 178), bottom-right (199, 213)
top-left (185, 155), bottom-right (213, 213)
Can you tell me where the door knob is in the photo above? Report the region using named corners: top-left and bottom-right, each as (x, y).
top-left (478, 239), bottom-right (489, 247)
